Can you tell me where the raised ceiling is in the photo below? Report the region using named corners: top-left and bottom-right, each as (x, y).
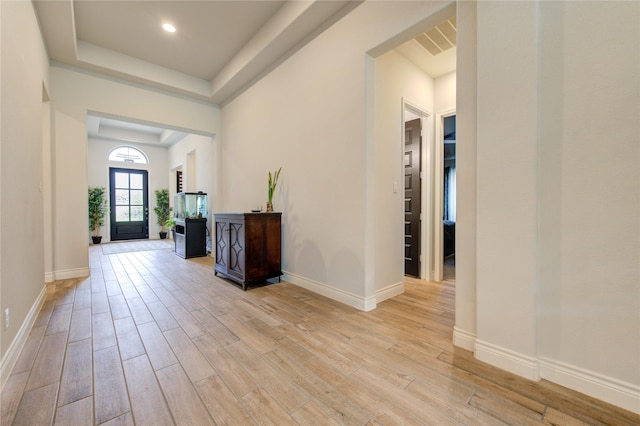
top-left (34, 0), bottom-right (358, 105)
top-left (33, 1), bottom-right (455, 145)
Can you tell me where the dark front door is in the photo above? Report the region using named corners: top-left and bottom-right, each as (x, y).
top-left (110, 168), bottom-right (149, 241)
top-left (404, 118), bottom-right (421, 277)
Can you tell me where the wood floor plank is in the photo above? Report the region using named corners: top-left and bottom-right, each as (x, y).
top-left (291, 401), bottom-right (342, 426)
top-left (151, 286), bottom-right (181, 308)
top-left (126, 297), bottom-right (154, 325)
top-left (92, 311), bottom-right (117, 352)
top-left (12, 382), bottom-right (58, 425)
top-left (58, 338), bottom-right (92, 407)
top-left (122, 354), bottom-right (173, 426)
top-left (350, 366), bottom-right (459, 425)
top-left (193, 332), bottom-right (258, 398)
top-left (73, 288), bottom-right (92, 311)
top-left (191, 308), bottom-right (239, 346)
top-left (146, 300), bottom-right (179, 331)
top-left (217, 313), bottom-right (274, 354)
top-left (91, 290), bottom-right (110, 314)
top-left (68, 306), bottom-right (92, 342)
top-left (6, 243), bottom-right (639, 426)
top-left (100, 411), bottom-right (135, 426)
top-left (163, 327), bottom-right (215, 383)
top-left (45, 303), bottom-right (73, 335)
top-left (195, 375), bottom-right (256, 425)
top-left (114, 316), bottom-right (146, 361)
top-left (304, 357), bottom-right (424, 425)
top-left (225, 340), bottom-right (309, 414)
top-left (137, 321), bottom-right (178, 371)
top-left (543, 407), bottom-right (592, 426)
top-left (108, 294), bottom-right (132, 320)
top-left (0, 371), bottom-right (30, 426)
top-left (241, 387), bottom-right (298, 426)
top-left (24, 331), bottom-right (67, 392)
top-left (93, 346), bottom-right (131, 424)
top-left (167, 304), bottom-right (206, 338)
top-left (469, 391), bottom-right (545, 425)
top-left (264, 349), bottom-right (371, 425)
top-left (55, 396), bottom-right (93, 426)
top-left (156, 363), bottom-right (215, 425)
top-left (10, 325), bottom-right (46, 374)
top-left (406, 378), bottom-right (505, 425)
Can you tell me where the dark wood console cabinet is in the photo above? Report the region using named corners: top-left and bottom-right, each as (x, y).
top-left (213, 212), bottom-right (281, 290)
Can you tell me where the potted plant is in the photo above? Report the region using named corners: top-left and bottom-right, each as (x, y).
top-left (154, 188), bottom-right (170, 239)
top-left (88, 186), bottom-right (108, 244)
top-left (266, 167), bottom-right (282, 212)
top-left (166, 217), bottom-right (175, 240)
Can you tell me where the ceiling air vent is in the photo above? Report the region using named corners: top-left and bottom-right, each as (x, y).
top-left (416, 17), bottom-right (456, 56)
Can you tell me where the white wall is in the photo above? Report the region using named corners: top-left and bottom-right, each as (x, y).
top-left (49, 65), bottom-right (220, 279)
top-left (374, 49), bottom-right (434, 297)
top-left (475, 0), bottom-right (540, 377)
top-left (536, 1), bottom-right (640, 410)
top-left (434, 71), bottom-right (456, 113)
top-left (87, 139), bottom-right (170, 241)
top-left (453, 0), bottom-right (477, 353)
top-left (220, 0), bottom-right (454, 309)
top-left (0, 0), bottom-right (50, 376)
top-left (168, 133), bottom-right (219, 218)
top-left (457, 0), bottom-right (640, 413)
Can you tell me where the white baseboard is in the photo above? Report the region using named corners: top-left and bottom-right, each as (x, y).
top-left (375, 281), bottom-right (404, 304)
top-left (44, 272), bottom-right (55, 283)
top-left (453, 326), bottom-right (476, 351)
top-left (540, 357), bottom-right (640, 415)
top-left (282, 273), bottom-right (405, 312)
top-left (54, 267), bottom-right (90, 280)
top-left (282, 271), bottom-right (369, 311)
top-left (475, 339), bottom-right (540, 381)
top-left (0, 286), bottom-right (47, 390)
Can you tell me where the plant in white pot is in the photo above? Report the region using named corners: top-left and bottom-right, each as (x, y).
top-left (266, 167), bottom-right (282, 212)
top-left (88, 186), bottom-right (108, 244)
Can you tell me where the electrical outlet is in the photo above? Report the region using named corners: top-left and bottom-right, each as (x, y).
top-left (3, 308), bottom-right (9, 330)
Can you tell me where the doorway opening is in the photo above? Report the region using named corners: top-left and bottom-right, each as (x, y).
top-left (403, 101), bottom-right (432, 280)
top-left (404, 117), bottom-right (422, 277)
top-left (442, 115), bottom-right (456, 282)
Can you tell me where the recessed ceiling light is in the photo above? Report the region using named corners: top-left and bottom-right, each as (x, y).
top-left (162, 23), bottom-right (176, 33)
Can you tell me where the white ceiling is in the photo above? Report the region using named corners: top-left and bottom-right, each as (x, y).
top-left (33, 1), bottom-right (455, 146)
top-left (34, 0), bottom-right (358, 105)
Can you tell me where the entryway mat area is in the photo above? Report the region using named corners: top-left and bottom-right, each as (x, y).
top-left (100, 239), bottom-right (173, 255)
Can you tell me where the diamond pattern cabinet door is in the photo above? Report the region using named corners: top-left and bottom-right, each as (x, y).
top-left (213, 213), bottom-right (281, 290)
top-left (215, 220), bottom-right (228, 273)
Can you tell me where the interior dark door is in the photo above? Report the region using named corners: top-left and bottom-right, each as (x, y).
top-left (404, 118), bottom-right (421, 277)
top-left (110, 168), bottom-right (149, 241)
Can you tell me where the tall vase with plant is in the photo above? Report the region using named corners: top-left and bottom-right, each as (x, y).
top-left (154, 189), bottom-right (170, 239)
top-left (88, 186), bottom-right (108, 244)
top-left (267, 167), bottom-right (282, 212)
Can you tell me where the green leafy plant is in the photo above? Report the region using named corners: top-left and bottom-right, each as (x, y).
top-left (267, 167), bottom-right (282, 203)
top-left (88, 186), bottom-right (108, 237)
top-left (154, 189), bottom-right (170, 233)
top-left (165, 217), bottom-right (175, 231)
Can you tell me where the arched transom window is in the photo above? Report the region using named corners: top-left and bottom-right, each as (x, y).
top-left (108, 146), bottom-right (148, 164)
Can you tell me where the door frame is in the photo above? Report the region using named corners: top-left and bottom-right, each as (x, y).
top-left (435, 108), bottom-right (456, 281)
top-left (109, 167), bottom-right (149, 241)
top-left (402, 98), bottom-right (433, 280)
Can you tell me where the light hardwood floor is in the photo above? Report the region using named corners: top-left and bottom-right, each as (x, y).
top-left (2, 242), bottom-right (638, 425)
